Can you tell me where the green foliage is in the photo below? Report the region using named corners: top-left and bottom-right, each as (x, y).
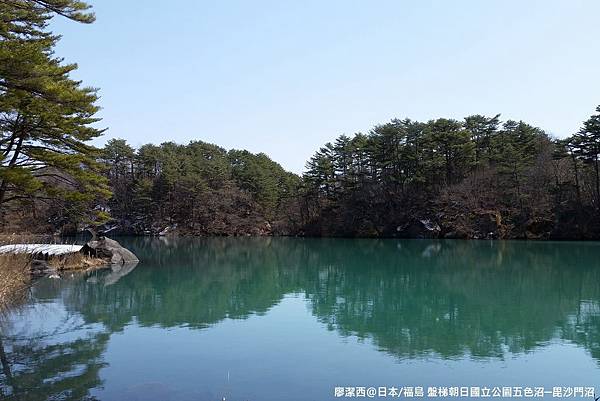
top-left (423, 118), bottom-right (475, 186)
top-left (0, 0), bottom-right (109, 229)
top-left (228, 149), bottom-right (296, 216)
top-left (464, 114), bottom-right (500, 164)
top-left (90, 105), bottom-right (600, 239)
top-left (301, 113), bottom-right (565, 237)
top-left (99, 139), bottom-right (300, 235)
top-left (563, 105), bottom-right (600, 206)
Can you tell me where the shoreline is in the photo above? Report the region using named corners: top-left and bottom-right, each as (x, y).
top-left (0, 252), bottom-right (108, 311)
top-left (0, 236), bottom-right (139, 310)
top-left (75, 233), bottom-right (600, 241)
top-left (4, 232), bottom-right (600, 241)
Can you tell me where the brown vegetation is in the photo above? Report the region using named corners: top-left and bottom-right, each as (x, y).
top-left (0, 253), bottom-right (32, 310)
top-left (0, 234), bottom-right (108, 310)
top-left (0, 252), bottom-right (107, 310)
top-left (47, 253), bottom-right (106, 270)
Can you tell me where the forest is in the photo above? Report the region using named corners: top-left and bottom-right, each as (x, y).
top-left (97, 107), bottom-right (600, 239)
top-left (300, 110), bottom-right (600, 239)
top-left (1, 1), bottom-right (600, 239)
top-left (4, 107), bottom-right (600, 239)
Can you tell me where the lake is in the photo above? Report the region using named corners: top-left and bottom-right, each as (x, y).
top-left (1, 238), bottom-right (600, 400)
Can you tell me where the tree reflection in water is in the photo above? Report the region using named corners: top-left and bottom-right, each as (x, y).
top-left (2, 238), bottom-right (600, 399)
top-left (0, 309), bottom-right (109, 400)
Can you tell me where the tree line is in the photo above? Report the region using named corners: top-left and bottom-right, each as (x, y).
top-left (99, 139), bottom-right (300, 235)
top-left (2, 1), bottom-right (600, 239)
top-left (89, 106), bottom-right (600, 239)
top-left (301, 108), bottom-right (600, 238)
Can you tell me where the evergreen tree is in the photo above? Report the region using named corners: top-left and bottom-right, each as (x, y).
top-left (556, 136), bottom-right (583, 206)
top-left (489, 121), bottom-right (544, 212)
top-left (424, 118), bottom-right (475, 186)
top-left (0, 0), bottom-right (109, 226)
top-left (304, 143), bottom-right (335, 199)
top-left (576, 105), bottom-right (600, 205)
top-left (464, 114), bottom-right (500, 165)
top-left (100, 139), bottom-right (135, 216)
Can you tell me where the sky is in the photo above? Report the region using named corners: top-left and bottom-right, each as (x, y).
top-left (52, 0), bottom-right (600, 173)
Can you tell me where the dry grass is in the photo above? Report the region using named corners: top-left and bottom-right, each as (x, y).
top-left (48, 252), bottom-right (106, 270)
top-left (0, 253), bottom-right (33, 310)
top-left (0, 238), bottom-right (106, 310)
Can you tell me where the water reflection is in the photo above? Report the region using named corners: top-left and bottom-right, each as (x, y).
top-left (2, 238), bottom-right (600, 399)
top-left (0, 315), bottom-right (108, 400)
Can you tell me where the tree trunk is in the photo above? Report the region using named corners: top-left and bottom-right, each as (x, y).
top-left (0, 135), bottom-right (25, 205)
top-left (571, 153), bottom-right (581, 206)
top-left (595, 153), bottom-right (600, 209)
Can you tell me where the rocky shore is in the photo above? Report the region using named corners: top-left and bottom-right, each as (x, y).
top-left (0, 236), bottom-right (139, 309)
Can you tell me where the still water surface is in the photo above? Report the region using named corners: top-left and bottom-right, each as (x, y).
top-left (2, 238), bottom-right (600, 400)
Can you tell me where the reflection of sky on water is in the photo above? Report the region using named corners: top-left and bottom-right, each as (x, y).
top-left (93, 296), bottom-right (599, 401)
top-left (2, 238), bottom-right (600, 400)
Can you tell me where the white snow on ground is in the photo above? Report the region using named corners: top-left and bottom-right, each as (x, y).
top-left (0, 244), bottom-right (83, 256)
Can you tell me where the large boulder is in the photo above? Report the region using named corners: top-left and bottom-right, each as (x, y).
top-left (81, 237), bottom-right (139, 265)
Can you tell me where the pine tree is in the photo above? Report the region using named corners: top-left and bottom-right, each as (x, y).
top-left (464, 114), bottom-right (500, 165)
top-left (424, 119), bottom-right (475, 186)
top-left (556, 136), bottom-right (583, 206)
top-left (304, 144), bottom-right (335, 199)
top-left (0, 0), bottom-right (109, 226)
top-left (576, 106), bottom-right (600, 206)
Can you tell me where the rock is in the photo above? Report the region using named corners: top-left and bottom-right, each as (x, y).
top-left (420, 219), bottom-right (440, 233)
top-left (396, 218), bottom-right (441, 239)
top-left (81, 236), bottom-right (139, 265)
top-left (158, 224), bottom-right (178, 236)
top-left (102, 262), bottom-right (139, 286)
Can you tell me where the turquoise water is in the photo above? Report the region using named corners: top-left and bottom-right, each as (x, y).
top-left (2, 238), bottom-right (600, 400)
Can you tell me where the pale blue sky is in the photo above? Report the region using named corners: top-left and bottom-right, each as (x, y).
top-left (53, 0), bottom-right (600, 173)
